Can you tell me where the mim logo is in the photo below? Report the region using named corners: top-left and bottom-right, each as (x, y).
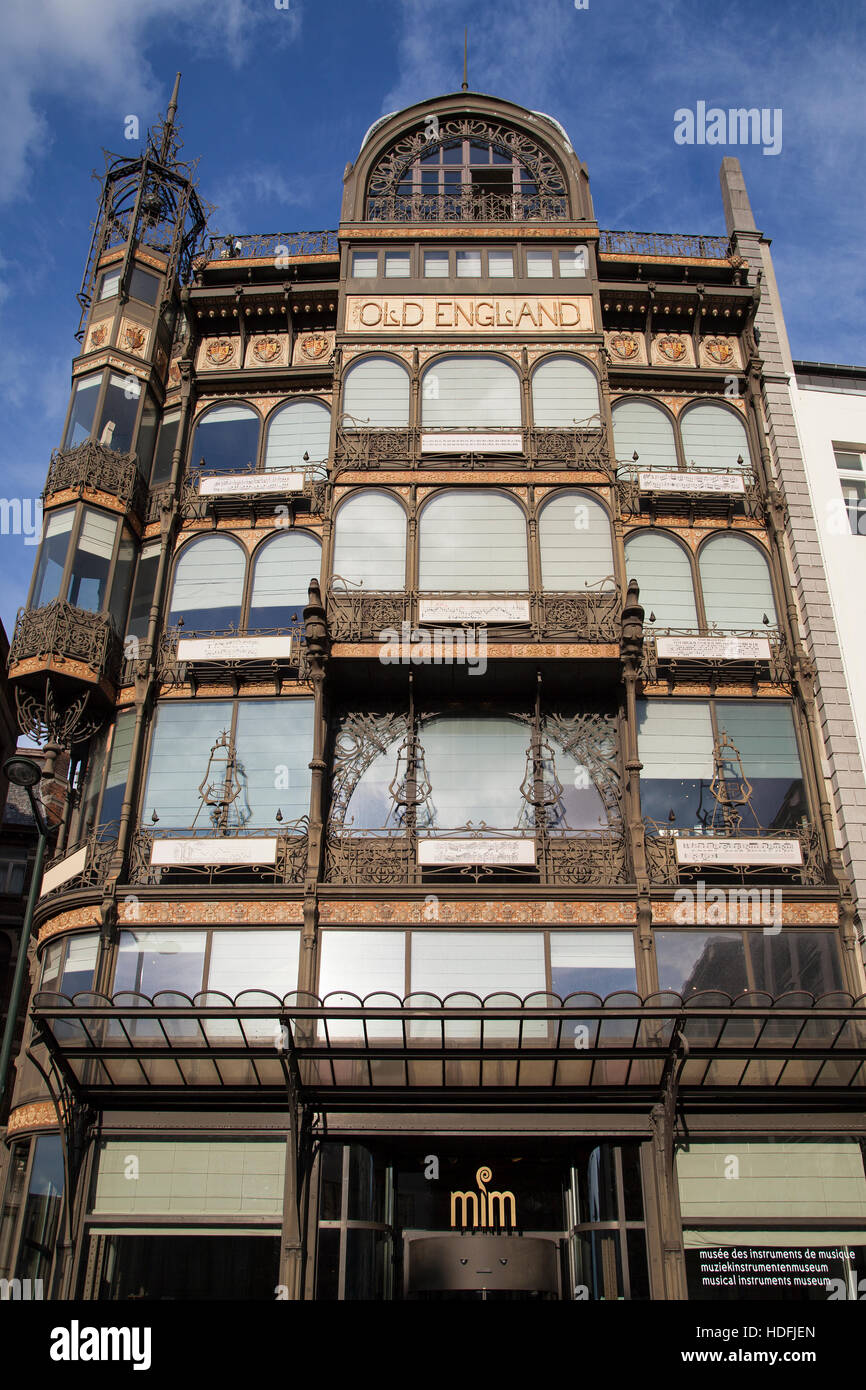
top-left (49, 1321), bottom-right (152, 1371)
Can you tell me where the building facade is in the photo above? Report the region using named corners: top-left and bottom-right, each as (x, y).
top-left (1, 87), bottom-right (865, 1303)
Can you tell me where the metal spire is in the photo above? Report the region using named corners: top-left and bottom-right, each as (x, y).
top-left (462, 29), bottom-right (468, 91)
top-left (159, 71), bottom-right (182, 163)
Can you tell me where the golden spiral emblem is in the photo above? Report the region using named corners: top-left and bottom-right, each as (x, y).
top-left (476, 1166), bottom-right (492, 1189)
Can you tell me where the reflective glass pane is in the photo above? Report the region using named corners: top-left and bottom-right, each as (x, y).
top-left (550, 933), bottom-right (636, 998)
top-left (343, 358), bottom-right (410, 428)
top-left (141, 700), bottom-right (234, 827)
top-left (125, 541), bottom-right (160, 640)
top-left (420, 715), bottom-right (527, 827)
top-left (249, 532), bottom-right (321, 629)
top-left (168, 536), bottom-right (245, 632)
top-left (419, 490), bottom-right (528, 590)
top-left (612, 401), bottom-right (677, 472)
top-left (532, 356), bottom-right (599, 425)
top-left (699, 534), bottom-right (777, 630)
top-left (32, 507), bottom-right (75, 607)
top-left (114, 930), bottom-right (207, 996)
top-left (655, 931), bottom-right (748, 996)
top-left (420, 356), bottom-right (521, 428)
top-left (264, 400), bottom-right (331, 471)
top-left (681, 403), bottom-right (751, 471)
top-left (191, 405), bottom-right (260, 475)
top-left (98, 373), bottom-right (141, 454)
top-left (63, 373), bottom-right (102, 449)
top-left (68, 510), bottom-right (118, 612)
top-left (332, 492), bottom-right (406, 588)
top-left (625, 532), bottom-right (697, 628)
top-left (539, 491), bottom-right (613, 590)
top-left (150, 411), bottom-right (180, 486)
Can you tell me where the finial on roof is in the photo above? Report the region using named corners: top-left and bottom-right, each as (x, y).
top-left (462, 28), bottom-right (468, 91)
top-left (159, 72), bottom-right (182, 163)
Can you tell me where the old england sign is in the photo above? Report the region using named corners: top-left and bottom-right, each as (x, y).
top-left (346, 294), bottom-right (594, 333)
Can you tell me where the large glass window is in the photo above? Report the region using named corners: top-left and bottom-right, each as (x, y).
top-left (99, 710), bottom-right (136, 827)
top-left (68, 510), bottom-right (118, 611)
top-left (418, 490), bottom-right (528, 590)
top-left (115, 929), bottom-right (207, 997)
top-left (264, 400), bottom-right (331, 471)
top-left (680, 402), bottom-right (752, 472)
top-left (13, 1135), bottom-right (64, 1285)
top-left (96, 372), bottom-right (142, 454)
top-left (128, 266), bottom-right (160, 304)
top-left (40, 932), bottom-right (100, 996)
top-left (531, 355), bottom-right (599, 425)
top-left (625, 532), bottom-right (698, 627)
top-left (637, 699), bottom-right (805, 831)
top-left (150, 410), bottom-right (180, 486)
top-left (412, 931), bottom-right (545, 997)
top-left (539, 491), bottom-right (613, 590)
top-left (550, 932), bottom-right (637, 997)
top-left (420, 355), bottom-right (521, 429)
top-left (31, 508), bottom-right (75, 607)
top-left (168, 535), bottom-right (246, 632)
top-left (419, 715), bottom-right (529, 827)
top-left (142, 698), bottom-right (314, 828)
top-left (249, 531), bottom-right (321, 629)
top-left (63, 373), bottom-right (101, 449)
top-left (698, 534), bottom-right (777, 629)
top-left (190, 404), bottom-right (261, 475)
top-left (612, 400), bottom-right (677, 471)
top-left (125, 540), bottom-right (160, 640)
top-left (332, 492), bottom-right (406, 589)
top-left (136, 393), bottom-right (159, 476)
top-left (343, 357), bottom-right (410, 428)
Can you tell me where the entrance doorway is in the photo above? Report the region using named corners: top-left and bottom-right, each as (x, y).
top-left (404, 1233), bottom-right (561, 1300)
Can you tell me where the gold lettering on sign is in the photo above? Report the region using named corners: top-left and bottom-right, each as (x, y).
top-left (346, 296), bottom-right (591, 334)
top-left (450, 1166), bottom-right (517, 1229)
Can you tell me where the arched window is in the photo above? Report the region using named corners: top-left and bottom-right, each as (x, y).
top-left (624, 532), bottom-right (698, 627)
top-left (419, 490), bottom-right (528, 590)
top-left (612, 400), bottom-right (677, 470)
top-left (531, 356), bottom-right (599, 425)
top-left (167, 536), bottom-right (245, 632)
top-left (190, 404), bottom-right (260, 474)
top-left (421, 356), bottom-right (521, 429)
top-left (249, 532), bottom-right (322, 630)
top-left (264, 400), bottom-right (331, 470)
top-left (539, 491), bottom-right (614, 590)
top-left (699, 534), bottom-right (777, 630)
top-left (332, 492), bottom-right (406, 589)
top-left (680, 403), bottom-right (751, 471)
top-left (343, 357), bottom-right (410, 427)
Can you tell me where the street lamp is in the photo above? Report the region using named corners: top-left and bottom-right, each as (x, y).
top-left (0, 754), bottom-right (53, 1108)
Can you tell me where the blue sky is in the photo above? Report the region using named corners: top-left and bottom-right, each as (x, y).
top-left (0, 0), bottom-right (863, 636)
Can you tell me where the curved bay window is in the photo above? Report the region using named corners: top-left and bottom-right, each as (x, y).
top-left (531, 355), bottom-right (600, 426)
top-left (167, 531), bottom-right (321, 633)
top-left (63, 370), bottom-right (156, 468)
top-left (29, 504), bottom-right (135, 630)
top-left (365, 121), bottom-right (569, 222)
top-left (637, 698), bottom-right (807, 834)
top-left (419, 490), bottom-right (528, 591)
top-left (420, 356), bottom-right (521, 430)
top-left (141, 697), bottom-right (314, 830)
top-left (625, 531), bottom-right (777, 631)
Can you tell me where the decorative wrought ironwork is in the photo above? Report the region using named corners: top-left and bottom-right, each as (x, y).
top-left (327, 582), bottom-right (410, 643)
top-left (156, 624), bottom-right (309, 690)
top-left (366, 191), bottom-right (569, 223)
top-left (193, 730), bottom-right (252, 831)
top-left (616, 464), bottom-right (762, 520)
top-left (639, 627), bottom-right (792, 689)
top-left (543, 710), bottom-right (622, 827)
top-left (14, 678), bottom-right (104, 750)
top-left (9, 600), bottom-right (123, 685)
top-left (127, 820), bottom-right (310, 886)
top-left (76, 81), bottom-right (211, 338)
top-left (540, 828), bottom-right (629, 885)
top-left (44, 440), bottom-right (147, 517)
top-left (366, 118), bottom-right (569, 222)
top-left (535, 586), bottom-right (621, 643)
top-left (182, 460), bottom-right (328, 520)
top-left (333, 424), bottom-right (612, 474)
top-left (599, 229), bottom-right (731, 259)
top-left (643, 820), bottom-right (827, 886)
top-left (39, 827), bottom-right (119, 901)
top-left (204, 230), bottom-right (339, 262)
top-left (328, 711), bottom-right (408, 833)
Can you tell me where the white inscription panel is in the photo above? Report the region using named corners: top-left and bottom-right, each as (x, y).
top-left (150, 838), bottom-right (278, 867)
top-left (674, 838), bottom-right (802, 866)
top-left (417, 839), bottom-right (536, 866)
top-left (40, 846), bottom-right (88, 897)
top-left (638, 471), bottom-right (746, 494)
top-left (420, 433), bottom-right (523, 454)
top-left (656, 637), bottom-right (771, 661)
top-left (418, 599), bottom-right (530, 623)
top-left (198, 472), bottom-right (304, 496)
top-left (177, 635), bottom-right (294, 662)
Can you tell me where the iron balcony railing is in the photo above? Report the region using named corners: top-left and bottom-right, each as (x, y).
top-left (334, 422), bottom-right (612, 475)
top-left (598, 230), bottom-right (731, 259)
top-left (9, 600), bottom-right (123, 686)
top-left (43, 440), bottom-right (148, 520)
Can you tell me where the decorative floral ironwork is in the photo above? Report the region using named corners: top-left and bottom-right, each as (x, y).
top-left (156, 624), bottom-right (309, 691)
top-left (598, 229), bottom-right (731, 259)
top-left (366, 191), bottom-right (568, 223)
top-left (40, 827), bottom-right (119, 901)
top-left (541, 829), bottom-right (628, 884)
top-left (14, 678), bottom-right (104, 749)
top-left (10, 600), bottom-right (122, 685)
top-left (44, 440), bottom-right (147, 517)
top-left (204, 230), bottom-right (338, 261)
top-left (127, 821), bottom-right (310, 886)
top-left (366, 117), bottom-right (569, 221)
top-left (616, 464), bottom-right (763, 520)
top-left (643, 820), bottom-right (827, 886)
top-left (327, 583), bottom-right (410, 643)
top-left (535, 586), bottom-right (621, 643)
top-left (639, 627), bottom-right (792, 689)
top-left (333, 423), bottom-right (612, 473)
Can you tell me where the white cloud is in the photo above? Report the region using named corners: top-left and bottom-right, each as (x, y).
top-left (0, 0), bottom-right (302, 203)
top-left (209, 165), bottom-right (315, 234)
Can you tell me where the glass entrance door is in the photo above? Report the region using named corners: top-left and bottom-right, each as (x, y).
top-left (404, 1233), bottom-right (561, 1300)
